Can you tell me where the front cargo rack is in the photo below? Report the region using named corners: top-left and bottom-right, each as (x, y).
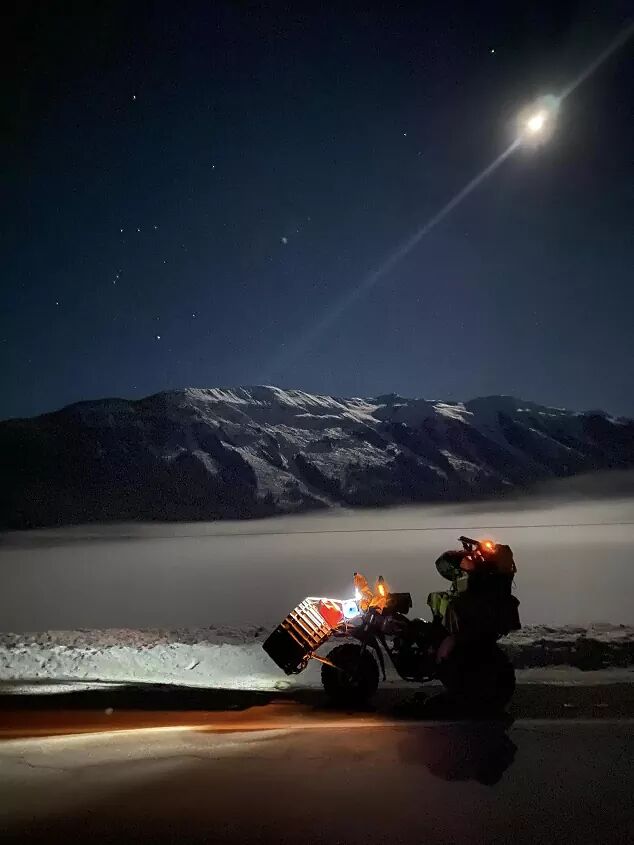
top-left (262, 598), bottom-right (338, 675)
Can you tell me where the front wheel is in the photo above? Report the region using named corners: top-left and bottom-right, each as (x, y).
top-left (321, 643), bottom-right (379, 706)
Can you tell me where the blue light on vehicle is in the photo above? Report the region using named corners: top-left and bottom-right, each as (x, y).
top-left (343, 599), bottom-right (361, 620)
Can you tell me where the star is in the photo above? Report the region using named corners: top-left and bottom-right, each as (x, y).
top-left (137, 227), bottom-right (141, 232)
top-left (490, 48), bottom-right (495, 54)
top-left (55, 300), bottom-right (60, 306)
top-left (155, 334), bottom-right (161, 340)
top-left (120, 228), bottom-right (124, 233)
top-left (153, 225), bottom-right (158, 230)
top-left (132, 94), bottom-right (137, 101)
top-left (281, 236), bottom-right (288, 245)
top-left (403, 132), bottom-right (407, 137)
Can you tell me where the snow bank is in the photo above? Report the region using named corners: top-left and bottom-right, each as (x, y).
top-left (1, 625), bottom-right (633, 691)
top-left (0, 626), bottom-right (299, 691)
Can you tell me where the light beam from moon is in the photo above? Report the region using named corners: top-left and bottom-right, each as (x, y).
top-left (559, 20), bottom-right (633, 100)
top-left (262, 139), bottom-right (519, 379)
top-left (262, 20), bottom-right (633, 380)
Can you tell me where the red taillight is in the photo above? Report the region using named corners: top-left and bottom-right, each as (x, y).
top-left (318, 601), bottom-right (343, 627)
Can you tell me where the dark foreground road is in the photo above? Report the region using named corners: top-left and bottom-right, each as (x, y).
top-left (1, 685), bottom-right (633, 845)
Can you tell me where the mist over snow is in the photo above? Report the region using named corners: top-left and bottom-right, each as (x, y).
top-left (2, 491), bottom-right (633, 632)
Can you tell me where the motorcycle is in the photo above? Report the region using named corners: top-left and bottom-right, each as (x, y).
top-left (263, 536), bottom-right (520, 713)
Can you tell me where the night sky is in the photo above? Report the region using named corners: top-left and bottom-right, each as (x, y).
top-left (3, 2), bottom-right (633, 421)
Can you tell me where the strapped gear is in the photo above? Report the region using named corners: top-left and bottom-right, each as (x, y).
top-left (429, 540), bottom-right (520, 637)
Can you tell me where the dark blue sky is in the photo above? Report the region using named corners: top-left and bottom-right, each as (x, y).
top-left (3, 1), bottom-right (633, 419)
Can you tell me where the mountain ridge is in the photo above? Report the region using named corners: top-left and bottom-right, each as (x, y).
top-left (1, 386), bottom-right (632, 529)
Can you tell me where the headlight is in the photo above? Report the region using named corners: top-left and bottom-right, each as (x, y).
top-left (343, 599), bottom-right (361, 620)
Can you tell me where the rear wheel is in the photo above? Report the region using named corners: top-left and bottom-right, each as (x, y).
top-left (321, 643), bottom-right (379, 706)
top-left (440, 644), bottom-right (515, 715)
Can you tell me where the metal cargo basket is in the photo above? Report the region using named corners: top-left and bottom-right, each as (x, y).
top-left (262, 599), bottom-right (334, 675)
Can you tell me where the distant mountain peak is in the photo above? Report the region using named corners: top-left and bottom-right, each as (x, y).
top-left (1, 385), bottom-right (632, 529)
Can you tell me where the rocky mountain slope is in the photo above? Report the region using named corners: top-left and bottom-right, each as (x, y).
top-left (1, 386), bottom-right (633, 528)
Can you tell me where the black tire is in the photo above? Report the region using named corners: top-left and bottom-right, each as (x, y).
top-left (321, 643), bottom-right (379, 706)
top-left (440, 644), bottom-right (516, 715)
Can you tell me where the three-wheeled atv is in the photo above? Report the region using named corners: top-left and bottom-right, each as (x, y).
top-left (263, 536), bottom-right (521, 712)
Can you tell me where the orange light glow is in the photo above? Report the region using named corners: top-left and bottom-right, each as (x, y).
top-left (378, 583), bottom-right (385, 596)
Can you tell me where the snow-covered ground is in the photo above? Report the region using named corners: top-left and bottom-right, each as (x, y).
top-left (1, 624), bottom-right (633, 691)
top-left (1, 494), bottom-right (633, 687)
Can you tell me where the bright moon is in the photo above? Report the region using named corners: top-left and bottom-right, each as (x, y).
top-left (526, 112), bottom-right (546, 133)
top-left (517, 94), bottom-right (560, 145)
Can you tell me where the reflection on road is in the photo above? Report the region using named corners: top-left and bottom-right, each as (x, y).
top-left (400, 721), bottom-right (518, 785)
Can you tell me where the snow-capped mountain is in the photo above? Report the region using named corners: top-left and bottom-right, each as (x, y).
top-left (1, 386), bottom-right (633, 529)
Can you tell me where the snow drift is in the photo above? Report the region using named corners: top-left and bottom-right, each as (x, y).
top-left (1, 625), bottom-right (633, 690)
top-left (2, 386), bottom-right (633, 529)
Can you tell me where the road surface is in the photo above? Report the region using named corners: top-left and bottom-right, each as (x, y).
top-left (1, 687), bottom-right (633, 844)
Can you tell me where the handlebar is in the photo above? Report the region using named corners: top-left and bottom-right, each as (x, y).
top-left (459, 535), bottom-right (480, 551)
